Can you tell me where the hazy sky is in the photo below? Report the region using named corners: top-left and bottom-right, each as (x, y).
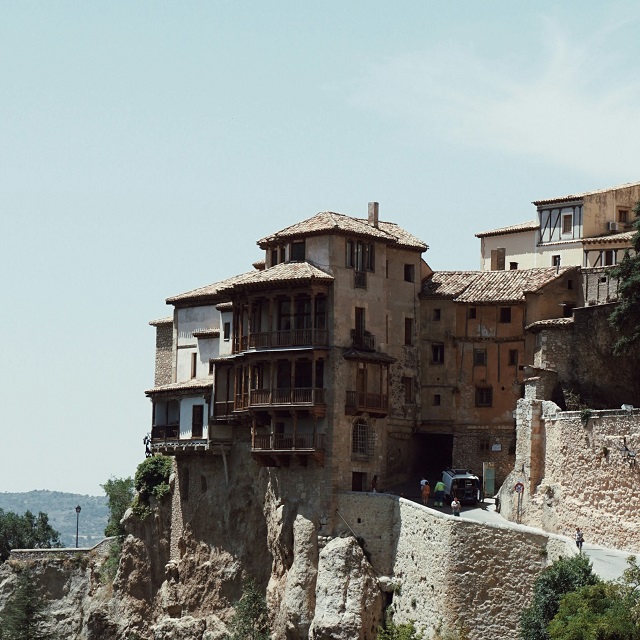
top-left (2, 2), bottom-right (639, 496)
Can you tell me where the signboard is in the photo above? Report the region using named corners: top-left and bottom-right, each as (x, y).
top-left (514, 482), bottom-right (524, 494)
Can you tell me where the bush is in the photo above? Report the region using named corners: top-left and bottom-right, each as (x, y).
top-left (101, 476), bottom-right (134, 538)
top-left (0, 509), bottom-right (61, 562)
top-left (227, 579), bottom-right (270, 640)
top-left (519, 554), bottom-right (599, 640)
top-left (134, 455), bottom-right (173, 505)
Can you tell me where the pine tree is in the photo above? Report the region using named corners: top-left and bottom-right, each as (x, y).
top-left (227, 579), bottom-right (270, 640)
top-left (609, 200), bottom-right (640, 355)
top-left (0, 570), bottom-right (53, 640)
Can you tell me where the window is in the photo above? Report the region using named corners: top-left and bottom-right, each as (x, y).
top-left (403, 377), bottom-right (414, 403)
top-left (314, 295), bottom-right (327, 330)
top-left (473, 349), bottom-right (487, 366)
top-left (223, 322), bottom-right (231, 341)
top-left (468, 307), bottom-right (477, 319)
top-left (431, 343), bottom-right (444, 364)
top-left (346, 239), bottom-right (375, 272)
top-left (509, 262), bottom-right (518, 270)
top-left (209, 360), bottom-right (214, 375)
top-left (552, 255), bottom-right (561, 267)
top-left (475, 387), bottom-right (493, 407)
top-left (404, 264), bottom-right (415, 282)
top-left (271, 249), bottom-right (278, 266)
top-left (604, 250), bottom-right (615, 266)
top-left (508, 349), bottom-right (518, 366)
top-left (562, 214), bottom-right (572, 234)
top-left (404, 318), bottom-right (413, 346)
top-left (279, 246), bottom-right (286, 263)
top-left (352, 419), bottom-right (371, 457)
top-left (191, 405), bottom-right (204, 438)
top-left (567, 279), bottom-right (573, 290)
top-left (433, 308), bottom-right (441, 321)
top-left (499, 307), bottom-right (512, 323)
top-left (190, 352), bottom-right (197, 379)
top-left (290, 240), bottom-right (305, 261)
top-left (619, 209), bottom-right (629, 224)
top-left (479, 438), bottom-right (490, 453)
top-left (433, 394), bottom-right (441, 406)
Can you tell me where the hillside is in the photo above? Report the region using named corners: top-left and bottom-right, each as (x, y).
top-left (0, 490), bottom-right (109, 548)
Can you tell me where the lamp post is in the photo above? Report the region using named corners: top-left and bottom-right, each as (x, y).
top-left (75, 505), bottom-right (81, 548)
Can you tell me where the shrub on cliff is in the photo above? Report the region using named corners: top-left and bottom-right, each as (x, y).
top-left (101, 476), bottom-right (134, 538)
top-left (519, 554), bottom-right (599, 640)
top-left (0, 509), bottom-right (61, 562)
top-left (0, 569), bottom-right (53, 640)
top-left (227, 579), bottom-right (270, 640)
top-left (133, 455), bottom-right (173, 507)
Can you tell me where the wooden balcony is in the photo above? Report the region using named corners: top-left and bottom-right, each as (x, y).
top-left (212, 400), bottom-right (235, 422)
top-left (151, 424), bottom-right (179, 440)
top-left (251, 432), bottom-right (325, 467)
top-left (241, 328), bottom-right (329, 351)
top-left (234, 388), bottom-right (326, 413)
top-left (150, 422), bottom-right (231, 455)
top-left (345, 391), bottom-right (389, 416)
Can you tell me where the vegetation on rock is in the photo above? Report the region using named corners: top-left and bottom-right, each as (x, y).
top-left (101, 476), bottom-right (134, 537)
top-left (610, 199), bottom-right (640, 355)
top-left (519, 554), bottom-right (599, 640)
top-left (0, 509), bottom-right (61, 561)
top-left (226, 578), bottom-right (270, 640)
top-left (0, 568), bottom-right (53, 640)
top-left (133, 455), bottom-right (173, 517)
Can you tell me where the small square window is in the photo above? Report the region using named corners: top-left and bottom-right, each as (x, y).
top-left (473, 349), bottom-right (487, 366)
top-left (431, 343), bottom-right (444, 364)
top-left (404, 264), bottom-right (415, 283)
top-left (567, 279), bottom-right (573, 290)
top-left (509, 262), bottom-right (518, 270)
top-left (433, 394), bottom-right (441, 406)
top-left (468, 307), bottom-right (476, 319)
top-left (619, 209), bottom-right (629, 224)
top-left (508, 349), bottom-right (518, 366)
top-left (552, 255), bottom-right (561, 267)
top-left (433, 308), bottom-right (441, 321)
top-left (475, 387), bottom-right (493, 407)
top-left (290, 240), bottom-right (305, 261)
top-left (562, 214), bottom-right (572, 234)
top-left (499, 307), bottom-right (512, 323)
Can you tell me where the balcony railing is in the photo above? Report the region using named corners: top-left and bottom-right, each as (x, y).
top-left (345, 391), bottom-right (388, 413)
top-left (244, 328), bottom-right (329, 350)
top-left (235, 388), bottom-right (325, 410)
top-left (213, 400), bottom-right (235, 420)
top-left (252, 432), bottom-right (325, 452)
top-left (151, 424), bottom-right (179, 440)
top-left (351, 330), bottom-right (375, 351)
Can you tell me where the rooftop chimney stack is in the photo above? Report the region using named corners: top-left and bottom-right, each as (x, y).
top-left (368, 202), bottom-right (379, 228)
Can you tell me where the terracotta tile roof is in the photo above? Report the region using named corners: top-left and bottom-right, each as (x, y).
top-left (526, 317), bottom-right (574, 332)
top-left (533, 181), bottom-right (640, 206)
top-left (145, 378), bottom-right (212, 396)
top-left (582, 231), bottom-right (635, 245)
top-left (149, 316), bottom-right (173, 326)
top-left (475, 220), bottom-right (539, 238)
top-left (216, 302), bottom-right (233, 311)
top-left (421, 267), bottom-right (573, 303)
top-left (192, 328), bottom-right (220, 338)
top-left (166, 262), bottom-right (333, 306)
top-left (252, 259), bottom-right (266, 270)
top-left (257, 211), bottom-right (428, 251)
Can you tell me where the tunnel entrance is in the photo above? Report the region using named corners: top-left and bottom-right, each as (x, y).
top-left (410, 433), bottom-right (454, 488)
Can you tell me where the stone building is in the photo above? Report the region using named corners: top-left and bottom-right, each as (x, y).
top-left (476, 180), bottom-right (640, 271)
top-left (418, 266), bottom-right (581, 485)
top-left (146, 203), bottom-right (429, 529)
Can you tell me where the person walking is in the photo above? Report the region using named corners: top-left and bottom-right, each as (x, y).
top-left (433, 480), bottom-right (446, 507)
top-left (421, 480), bottom-right (431, 505)
top-left (451, 496), bottom-right (461, 517)
top-left (575, 527), bottom-right (584, 552)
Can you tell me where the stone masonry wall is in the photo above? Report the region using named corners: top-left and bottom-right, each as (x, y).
top-left (154, 323), bottom-right (173, 387)
top-left (500, 399), bottom-right (640, 553)
top-left (336, 492), bottom-right (574, 640)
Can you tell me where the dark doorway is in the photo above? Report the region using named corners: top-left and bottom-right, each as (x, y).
top-left (411, 433), bottom-right (453, 486)
top-left (352, 471), bottom-right (367, 492)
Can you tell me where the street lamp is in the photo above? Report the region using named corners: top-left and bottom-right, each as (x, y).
top-left (75, 505), bottom-right (81, 548)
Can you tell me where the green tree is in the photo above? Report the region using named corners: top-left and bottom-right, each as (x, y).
top-left (101, 476), bottom-right (134, 537)
top-left (0, 569), bottom-right (53, 640)
top-left (519, 554), bottom-right (599, 640)
top-left (0, 509), bottom-right (61, 562)
top-left (609, 199), bottom-right (640, 355)
top-left (377, 620), bottom-right (424, 640)
top-left (227, 579), bottom-right (270, 640)
top-left (134, 455), bottom-right (173, 504)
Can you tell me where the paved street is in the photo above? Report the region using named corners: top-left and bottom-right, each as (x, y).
top-left (387, 482), bottom-right (636, 582)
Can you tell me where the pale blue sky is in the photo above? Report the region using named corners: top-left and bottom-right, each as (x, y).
top-left (1, 2), bottom-right (639, 495)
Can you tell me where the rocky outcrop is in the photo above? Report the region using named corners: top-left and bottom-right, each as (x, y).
top-left (309, 537), bottom-right (383, 640)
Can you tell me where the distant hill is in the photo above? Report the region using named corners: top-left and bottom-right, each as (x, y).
top-left (0, 490), bottom-right (109, 548)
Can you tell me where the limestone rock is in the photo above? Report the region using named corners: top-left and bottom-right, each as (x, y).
top-left (309, 536), bottom-right (383, 640)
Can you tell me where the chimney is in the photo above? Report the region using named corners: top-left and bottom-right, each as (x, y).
top-left (368, 202), bottom-right (379, 228)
